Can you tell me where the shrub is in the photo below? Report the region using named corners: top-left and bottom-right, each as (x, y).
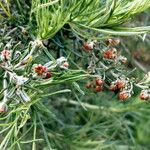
top-left (0, 0), bottom-right (150, 149)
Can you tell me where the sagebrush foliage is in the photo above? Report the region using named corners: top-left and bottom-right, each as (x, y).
top-left (0, 0), bottom-right (150, 150)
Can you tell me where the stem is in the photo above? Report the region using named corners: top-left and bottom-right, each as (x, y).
top-left (37, 112), bottom-right (53, 150)
top-left (3, 72), bottom-right (8, 103)
top-left (32, 109), bottom-right (37, 150)
top-left (99, 62), bottom-right (118, 78)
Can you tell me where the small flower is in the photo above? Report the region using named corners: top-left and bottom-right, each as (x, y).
top-left (118, 56), bottom-right (127, 64)
top-left (95, 78), bottom-right (103, 86)
top-left (95, 86), bottom-right (103, 93)
top-left (43, 72), bottom-right (52, 79)
top-left (116, 80), bottom-right (126, 89)
top-left (110, 82), bottom-right (118, 91)
top-left (118, 91), bottom-right (131, 101)
top-left (110, 79), bottom-right (125, 91)
top-left (103, 48), bottom-right (117, 59)
top-left (34, 64), bottom-right (48, 75)
top-left (0, 50), bottom-right (11, 61)
top-left (82, 41), bottom-right (95, 52)
top-left (105, 38), bottom-right (120, 46)
top-left (56, 57), bottom-right (69, 69)
top-left (0, 102), bottom-right (8, 113)
top-left (62, 62), bottom-right (69, 69)
top-left (140, 89), bottom-right (149, 100)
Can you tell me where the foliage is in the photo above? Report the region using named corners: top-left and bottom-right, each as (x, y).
top-left (0, 0), bottom-right (150, 150)
top-left (30, 0), bottom-right (150, 39)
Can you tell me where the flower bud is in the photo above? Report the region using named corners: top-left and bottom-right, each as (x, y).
top-left (105, 38), bottom-right (120, 46)
top-left (95, 78), bottom-right (103, 86)
top-left (118, 56), bottom-right (127, 64)
top-left (56, 57), bottom-right (69, 69)
top-left (0, 50), bottom-right (11, 61)
top-left (116, 80), bottom-right (126, 89)
top-left (62, 62), bottom-right (69, 69)
top-left (0, 102), bottom-right (8, 113)
top-left (110, 82), bottom-right (118, 91)
top-left (110, 79), bottom-right (125, 91)
top-left (34, 64), bottom-right (48, 75)
top-left (43, 72), bottom-right (52, 79)
top-left (82, 42), bottom-right (95, 52)
top-left (95, 86), bottom-right (103, 93)
top-left (118, 91), bottom-right (131, 101)
top-left (103, 48), bottom-right (117, 59)
top-left (140, 89), bottom-right (149, 100)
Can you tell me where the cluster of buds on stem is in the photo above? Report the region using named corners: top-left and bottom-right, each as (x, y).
top-left (86, 77), bottom-right (104, 93)
top-left (33, 57), bottom-right (69, 78)
top-left (137, 72), bottom-right (150, 101)
top-left (83, 38), bottom-right (134, 101)
top-left (0, 40), bottom-right (70, 113)
top-left (110, 77), bottom-right (132, 101)
top-left (110, 78), bottom-right (126, 91)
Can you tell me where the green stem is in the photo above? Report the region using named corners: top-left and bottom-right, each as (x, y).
top-left (37, 111), bottom-right (53, 150)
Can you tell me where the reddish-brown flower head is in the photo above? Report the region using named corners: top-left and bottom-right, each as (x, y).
top-left (34, 64), bottom-right (48, 75)
top-left (110, 83), bottom-right (118, 91)
top-left (0, 102), bottom-right (8, 113)
top-left (140, 90), bottom-right (149, 100)
top-left (95, 78), bottom-right (103, 86)
top-left (43, 72), bottom-right (52, 79)
top-left (82, 42), bottom-right (94, 52)
top-left (1, 50), bottom-right (11, 61)
top-left (116, 80), bottom-right (125, 89)
top-left (119, 91), bottom-right (130, 101)
top-left (95, 86), bottom-right (103, 93)
top-left (103, 48), bottom-right (117, 59)
top-left (110, 79), bottom-right (125, 91)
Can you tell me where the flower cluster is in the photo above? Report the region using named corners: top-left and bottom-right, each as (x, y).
top-left (109, 78), bottom-right (133, 101)
top-left (86, 78), bottom-right (104, 93)
top-left (83, 38), bottom-right (149, 101)
top-left (110, 79), bottom-right (126, 91)
top-left (0, 41), bottom-right (70, 113)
